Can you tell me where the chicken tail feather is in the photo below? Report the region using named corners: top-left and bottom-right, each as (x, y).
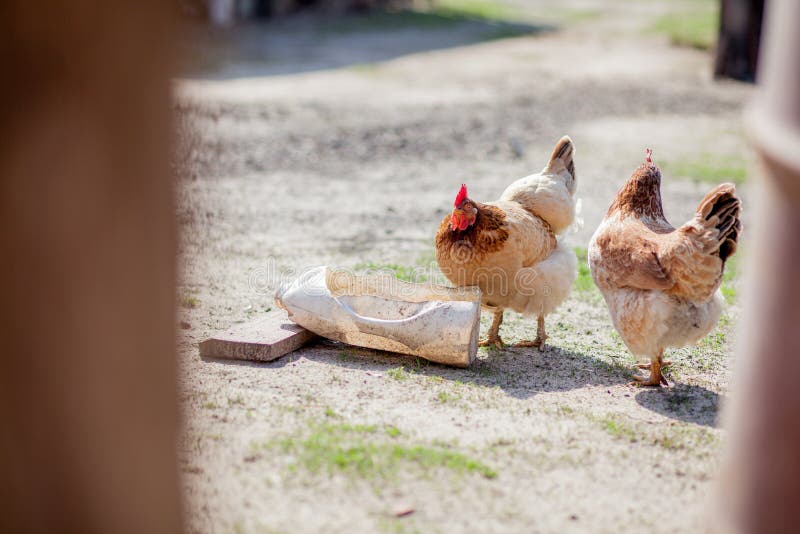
top-left (695, 183), bottom-right (742, 262)
top-left (543, 135), bottom-right (576, 194)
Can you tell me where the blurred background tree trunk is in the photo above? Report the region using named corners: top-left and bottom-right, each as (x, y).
top-left (714, 0), bottom-right (765, 81)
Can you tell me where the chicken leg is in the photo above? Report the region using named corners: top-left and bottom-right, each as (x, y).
top-left (632, 350), bottom-right (670, 387)
top-left (514, 316), bottom-right (548, 351)
top-left (479, 309), bottom-right (504, 349)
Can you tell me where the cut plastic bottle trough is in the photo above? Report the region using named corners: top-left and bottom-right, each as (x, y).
top-left (275, 266), bottom-right (481, 367)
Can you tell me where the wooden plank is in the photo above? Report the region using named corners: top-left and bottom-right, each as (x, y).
top-left (199, 310), bottom-right (316, 362)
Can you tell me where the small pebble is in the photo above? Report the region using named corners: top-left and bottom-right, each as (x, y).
top-left (393, 505), bottom-right (414, 517)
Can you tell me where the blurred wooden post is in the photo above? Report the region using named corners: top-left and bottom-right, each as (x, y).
top-left (718, 0), bottom-right (800, 532)
top-left (0, 2), bottom-right (182, 532)
top-left (714, 0), bottom-right (764, 81)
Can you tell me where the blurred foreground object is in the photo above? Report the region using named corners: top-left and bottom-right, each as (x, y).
top-left (719, 0), bottom-right (800, 532)
top-left (714, 0), bottom-right (764, 81)
top-left (0, 1), bottom-right (182, 532)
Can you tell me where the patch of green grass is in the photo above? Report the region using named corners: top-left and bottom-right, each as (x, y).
top-left (662, 155), bottom-right (747, 185)
top-left (435, 390), bottom-right (461, 404)
top-left (572, 247), bottom-right (602, 302)
top-left (385, 425), bottom-right (402, 438)
top-left (202, 401), bottom-right (218, 410)
top-left (353, 249), bottom-right (450, 285)
top-left (720, 285), bottom-right (737, 303)
top-left (598, 415), bottom-right (639, 442)
top-left (654, 424), bottom-right (719, 451)
top-left (353, 261), bottom-right (427, 283)
top-left (573, 247), bottom-right (595, 293)
top-left (593, 413), bottom-right (720, 451)
top-left (721, 252), bottom-right (741, 303)
top-left (680, 321), bottom-right (730, 376)
top-left (379, 518), bottom-right (422, 534)
top-left (430, 0), bottom-right (522, 22)
top-left (328, 373), bottom-right (345, 386)
top-left (411, 356), bottom-right (429, 371)
top-left (556, 405), bottom-right (575, 416)
top-left (180, 295), bottom-right (200, 309)
top-left (699, 326), bottom-right (727, 351)
top-left (652, 2), bottom-right (718, 50)
top-left (272, 422), bottom-right (496, 479)
top-left (386, 367), bottom-right (412, 381)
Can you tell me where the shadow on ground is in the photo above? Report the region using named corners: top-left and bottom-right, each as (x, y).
top-left (202, 337), bottom-right (632, 398)
top-left (178, 10), bottom-right (555, 79)
top-left (635, 385), bottom-right (722, 427)
top-left (203, 338), bottom-right (723, 421)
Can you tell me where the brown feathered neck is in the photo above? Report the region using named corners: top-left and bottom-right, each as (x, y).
top-left (608, 158), bottom-right (665, 220)
top-left (435, 200), bottom-right (509, 257)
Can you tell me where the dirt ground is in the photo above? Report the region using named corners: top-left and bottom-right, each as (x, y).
top-left (175, 1), bottom-right (756, 532)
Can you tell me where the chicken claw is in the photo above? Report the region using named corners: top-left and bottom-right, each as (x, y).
top-left (479, 309), bottom-right (505, 349)
top-left (479, 337), bottom-right (505, 349)
top-left (630, 374), bottom-right (669, 387)
top-left (513, 335), bottom-right (547, 350)
top-left (512, 316), bottom-right (547, 351)
top-left (630, 355), bottom-right (669, 387)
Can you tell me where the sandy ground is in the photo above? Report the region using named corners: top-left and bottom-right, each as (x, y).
top-left (176, 1), bottom-right (756, 532)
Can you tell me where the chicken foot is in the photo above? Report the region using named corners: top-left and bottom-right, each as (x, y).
top-left (513, 316), bottom-right (548, 351)
top-left (631, 350), bottom-right (670, 387)
top-left (479, 309), bottom-right (505, 349)
top-left (637, 360), bottom-right (671, 369)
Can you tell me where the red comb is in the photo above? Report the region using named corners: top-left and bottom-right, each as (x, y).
top-left (646, 148), bottom-right (653, 164)
top-left (454, 184), bottom-right (468, 207)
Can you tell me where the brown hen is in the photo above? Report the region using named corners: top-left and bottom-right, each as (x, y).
top-left (589, 149), bottom-right (742, 386)
top-left (436, 137), bottom-right (578, 349)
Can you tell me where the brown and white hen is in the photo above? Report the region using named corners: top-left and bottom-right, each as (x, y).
top-left (589, 149), bottom-right (741, 386)
top-left (436, 136), bottom-right (578, 350)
